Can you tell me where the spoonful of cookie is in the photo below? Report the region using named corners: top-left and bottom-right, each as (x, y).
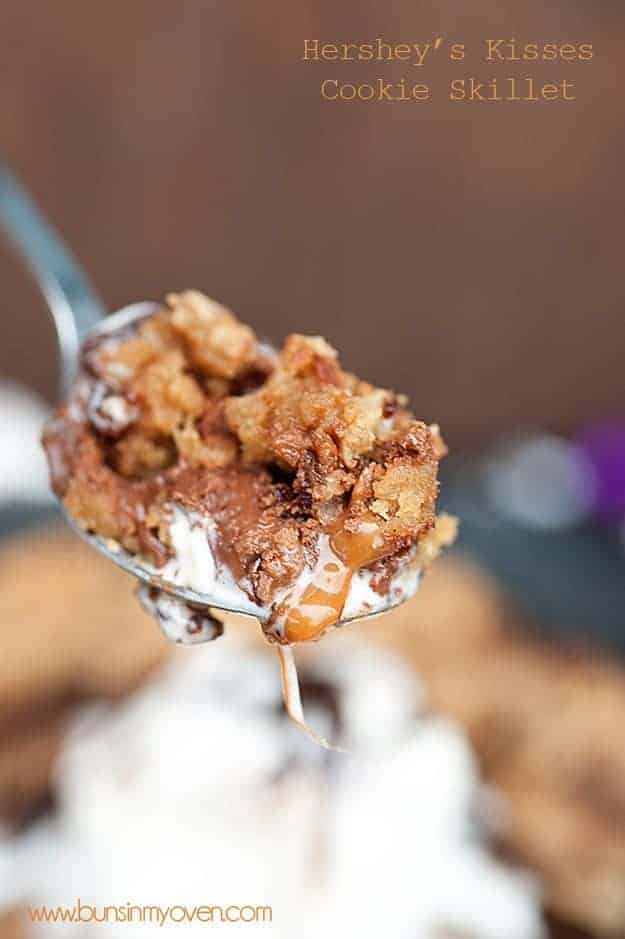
top-left (0, 161), bottom-right (455, 740)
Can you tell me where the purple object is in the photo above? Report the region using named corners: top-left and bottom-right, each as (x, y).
top-left (576, 421), bottom-right (625, 523)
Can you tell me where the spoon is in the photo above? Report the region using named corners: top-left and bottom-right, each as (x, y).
top-left (0, 161), bottom-right (406, 633)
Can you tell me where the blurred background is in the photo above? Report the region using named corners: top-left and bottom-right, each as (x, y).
top-left (1, 0), bottom-right (624, 439)
top-left (1, 1), bottom-right (624, 937)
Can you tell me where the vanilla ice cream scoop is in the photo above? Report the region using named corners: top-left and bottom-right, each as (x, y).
top-left (2, 633), bottom-right (544, 939)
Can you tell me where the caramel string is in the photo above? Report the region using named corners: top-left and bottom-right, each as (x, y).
top-left (276, 644), bottom-right (345, 753)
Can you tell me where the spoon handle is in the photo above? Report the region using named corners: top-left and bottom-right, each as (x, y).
top-left (0, 161), bottom-right (105, 396)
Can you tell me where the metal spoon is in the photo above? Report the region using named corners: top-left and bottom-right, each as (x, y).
top-left (0, 161), bottom-right (407, 631)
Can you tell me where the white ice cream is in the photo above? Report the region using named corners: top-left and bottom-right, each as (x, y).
top-left (154, 505), bottom-right (422, 638)
top-left (97, 393), bottom-right (137, 428)
top-left (342, 555), bottom-right (421, 621)
top-left (136, 586), bottom-right (223, 644)
top-left (0, 382), bottom-right (53, 507)
top-left (1, 633), bottom-right (545, 939)
top-left (159, 505), bottom-right (267, 618)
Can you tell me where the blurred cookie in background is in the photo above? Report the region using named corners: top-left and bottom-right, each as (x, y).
top-left (0, 912), bottom-right (22, 939)
top-left (0, 526), bottom-right (169, 827)
top-left (368, 558), bottom-right (625, 937)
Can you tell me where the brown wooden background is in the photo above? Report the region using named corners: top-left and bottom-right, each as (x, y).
top-left (1, 0), bottom-right (623, 447)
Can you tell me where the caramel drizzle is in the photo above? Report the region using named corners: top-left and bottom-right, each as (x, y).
top-left (278, 518), bottom-right (387, 644)
top-left (276, 645), bottom-right (344, 751)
